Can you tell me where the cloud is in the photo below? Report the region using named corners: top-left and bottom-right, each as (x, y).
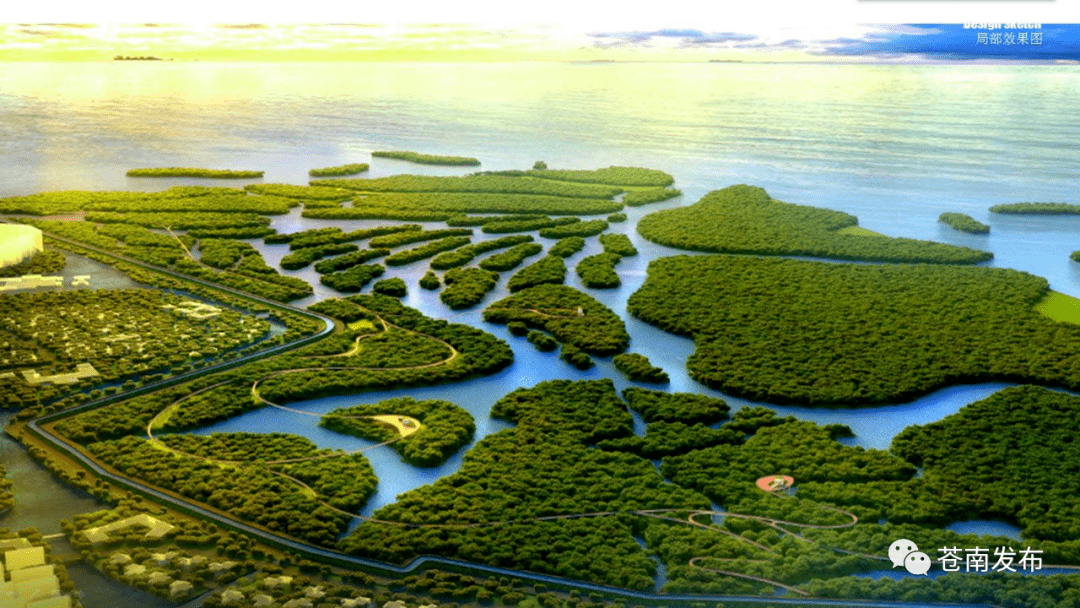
top-left (816, 24), bottom-right (1080, 61)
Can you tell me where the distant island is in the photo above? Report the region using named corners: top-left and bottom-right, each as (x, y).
top-left (114, 55), bottom-right (164, 61)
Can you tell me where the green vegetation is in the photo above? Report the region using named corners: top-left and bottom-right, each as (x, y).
top-left (623, 188), bottom-right (681, 207)
top-left (372, 277), bottom-right (407, 298)
top-left (599, 421), bottom-right (743, 459)
top-left (539, 219), bottom-right (609, 238)
top-left (440, 267), bottom-right (500, 309)
top-left (159, 432), bottom-right (319, 462)
top-left (55, 380), bottom-right (259, 444)
top-left (419, 270), bottom-right (440, 290)
top-left (0, 290), bottom-right (267, 409)
top-left (527, 166), bottom-right (674, 187)
top-left (318, 174), bottom-right (619, 199)
top-left (88, 435), bottom-right (371, 545)
top-left (484, 285), bottom-right (629, 355)
top-left (526, 330), bottom-right (557, 351)
top-left (629, 254), bottom-right (1080, 405)
top-left (304, 192), bottom-right (620, 217)
top-left (507, 255), bottom-right (567, 292)
top-left (429, 235), bottom-right (533, 270)
top-left (319, 264), bottom-right (385, 293)
top-left (173, 257), bottom-right (313, 303)
top-left (548, 236), bottom-right (586, 258)
top-left (309, 163), bottom-right (369, 177)
top-left (300, 207), bottom-right (455, 221)
top-left (321, 397), bottom-right (474, 467)
top-left (86, 210), bottom-right (278, 228)
top-left (446, 213), bottom-right (544, 226)
top-left (0, 249), bottom-right (65, 277)
top-left (607, 212), bottom-right (627, 222)
top-left (280, 243), bottom-right (359, 270)
top-left (127, 168), bottom-right (264, 179)
top-left (384, 236), bottom-right (473, 266)
top-left (477, 242), bottom-right (544, 272)
top-left (559, 343), bottom-right (593, 369)
top-left (482, 216), bottom-right (580, 234)
top-left (612, 353), bottom-right (668, 383)
top-left (286, 225), bottom-right (419, 250)
top-left (599, 233), bottom-right (638, 256)
top-left (622, 387), bottom-right (729, 424)
top-left (892, 385), bottom-right (1080, 540)
top-left (371, 151), bottom-right (480, 166)
top-left (370, 228), bottom-right (472, 248)
top-left (638, 185), bottom-right (993, 264)
top-left (313, 248), bottom-right (390, 274)
top-left (0, 186), bottom-right (246, 215)
top-left (186, 225), bottom-right (276, 239)
top-left (244, 183), bottom-right (354, 199)
top-left (255, 295), bottom-right (513, 403)
top-left (939, 212), bottom-right (990, 234)
top-left (340, 380), bottom-right (708, 590)
top-left (990, 202), bottom-right (1080, 214)
top-left (576, 252), bottom-right (623, 288)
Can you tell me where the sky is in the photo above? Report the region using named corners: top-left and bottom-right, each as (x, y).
top-left (2, 1), bottom-right (1078, 62)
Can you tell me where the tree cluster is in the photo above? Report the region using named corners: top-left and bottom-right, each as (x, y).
top-left (318, 173), bottom-right (619, 199)
top-left (637, 185), bottom-right (993, 264)
top-left (477, 242), bottom-right (544, 272)
top-left (990, 202), bottom-right (1080, 214)
top-left (548, 237), bottom-right (586, 258)
top-left (939, 212), bottom-right (990, 234)
top-left (309, 163), bottom-right (370, 177)
top-left (539, 220), bottom-right (609, 239)
top-left (507, 255), bottom-right (567, 292)
top-left (371, 151), bottom-right (481, 166)
top-left (611, 353), bottom-right (668, 383)
top-left (127, 168), bottom-right (264, 178)
top-left (628, 254), bottom-right (1080, 405)
top-left (321, 397), bottom-right (475, 467)
top-left (575, 253), bottom-right (623, 288)
top-left (430, 235), bottom-right (533, 270)
top-left (441, 267), bottom-right (500, 309)
top-left (319, 264), bottom-right (386, 293)
top-left (280, 243), bottom-right (360, 270)
top-left (372, 277), bottom-right (408, 298)
top-left (482, 216), bottom-right (581, 234)
top-left (623, 188), bottom-right (681, 207)
top-left (484, 284), bottom-right (629, 355)
top-left (385, 236), bottom-right (473, 267)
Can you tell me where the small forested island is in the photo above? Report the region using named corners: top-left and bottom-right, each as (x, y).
top-left (371, 150), bottom-right (481, 166)
top-left (309, 163), bottom-right (369, 177)
top-left (127, 167), bottom-right (264, 178)
top-left (990, 201), bottom-right (1080, 214)
top-left (939, 211), bottom-right (990, 234)
top-left (639, 184), bottom-right (992, 263)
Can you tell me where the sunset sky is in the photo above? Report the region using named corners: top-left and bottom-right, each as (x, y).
top-left (2, 1), bottom-right (1075, 63)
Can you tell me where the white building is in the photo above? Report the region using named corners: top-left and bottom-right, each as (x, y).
top-left (0, 225), bottom-right (44, 269)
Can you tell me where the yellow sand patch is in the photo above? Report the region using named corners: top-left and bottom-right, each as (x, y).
top-left (836, 226), bottom-right (886, 237)
top-left (369, 414), bottom-right (421, 438)
top-left (348, 319), bottom-right (376, 331)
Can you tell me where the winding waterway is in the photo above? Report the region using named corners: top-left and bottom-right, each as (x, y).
top-left (4, 61), bottom-right (1078, 603)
